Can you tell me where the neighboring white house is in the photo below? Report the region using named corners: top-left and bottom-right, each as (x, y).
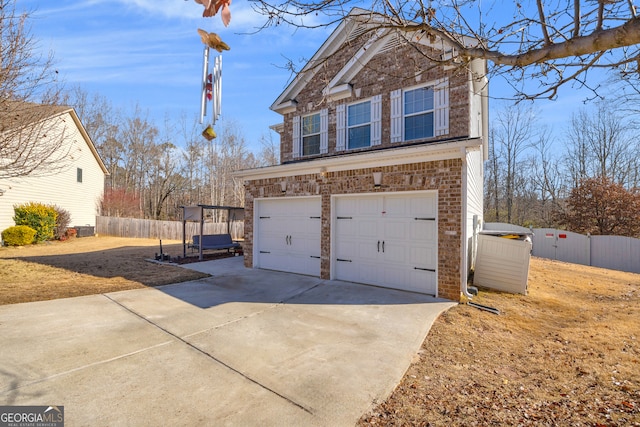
top-left (0, 103), bottom-right (108, 236)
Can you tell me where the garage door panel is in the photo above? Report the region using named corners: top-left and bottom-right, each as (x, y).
top-left (410, 195), bottom-right (437, 217)
top-left (356, 220), bottom-right (379, 239)
top-left (334, 192), bottom-right (438, 296)
top-left (409, 246), bottom-right (437, 268)
top-left (382, 220), bottom-right (409, 240)
top-left (410, 221), bottom-right (436, 240)
top-left (256, 197), bottom-right (321, 277)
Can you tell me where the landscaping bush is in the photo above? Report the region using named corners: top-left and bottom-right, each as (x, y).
top-left (53, 205), bottom-right (72, 239)
top-left (13, 202), bottom-right (58, 242)
top-left (1, 225), bottom-right (37, 246)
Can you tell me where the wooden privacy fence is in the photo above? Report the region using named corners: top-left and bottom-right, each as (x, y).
top-left (96, 216), bottom-right (244, 241)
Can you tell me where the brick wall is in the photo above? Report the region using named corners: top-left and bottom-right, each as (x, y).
top-left (278, 40), bottom-right (471, 163)
top-left (243, 158), bottom-right (463, 301)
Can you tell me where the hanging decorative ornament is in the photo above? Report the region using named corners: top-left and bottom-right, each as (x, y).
top-left (206, 74), bottom-right (213, 101)
top-left (193, 0), bottom-right (232, 27)
top-left (202, 125), bottom-right (216, 141)
top-left (197, 29), bottom-right (230, 52)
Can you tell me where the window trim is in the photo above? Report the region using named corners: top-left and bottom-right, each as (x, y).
top-left (301, 112), bottom-right (321, 156)
top-left (346, 98), bottom-right (372, 150)
top-left (403, 83), bottom-right (435, 142)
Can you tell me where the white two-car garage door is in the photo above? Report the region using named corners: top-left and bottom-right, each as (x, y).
top-left (254, 197), bottom-right (321, 276)
top-left (333, 192), bottom-right (438, 295)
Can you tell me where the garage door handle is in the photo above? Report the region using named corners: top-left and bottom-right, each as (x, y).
top-left (382, 241), bottom-right (385, 252)
top-left (377, 241), bottom-right (380, 252)
top-left (415, 217), bottom-right (436, 221)
top-left (260, 251), bottom-right (271, 254)
top-left (310, 255), bottom-right (320, 259)
top-left (414, 267), bottom-right (436, 272)
top-left (336, 258), bottom-right (352, 262)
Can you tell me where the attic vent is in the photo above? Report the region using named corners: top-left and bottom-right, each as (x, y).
top-left (378, 33), bottom-right (404, 54)
top-left (347, 25), bottom-right (368, 43)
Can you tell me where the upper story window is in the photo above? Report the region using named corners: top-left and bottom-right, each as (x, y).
top-left (391, 78), bottom-right (449, 143)
top-left (336, 95), bottom-right (382, 152)
top-left (404, 86), bottom-right (434, 141)
top-left (77, 167), bottom-right (83, 183)
top-left (292, 109), bottom-right (328, 159)
top-left (347, 101), bottom-right (371, 149)
top-left (302, 113), bottom-right (321, 156)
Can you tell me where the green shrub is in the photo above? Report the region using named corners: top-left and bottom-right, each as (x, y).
top-left (2, 225), bottom-right (37, 246)
top-left (13, 202), bottom-right (58, 242)
top-left (53, 205), bottom-right (72, 239)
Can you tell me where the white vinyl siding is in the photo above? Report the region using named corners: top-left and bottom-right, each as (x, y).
top-left (0, 111), bottom-right (105, 233)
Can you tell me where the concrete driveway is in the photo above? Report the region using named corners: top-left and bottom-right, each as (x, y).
top-left (0, 257), bottom-right (456, 426)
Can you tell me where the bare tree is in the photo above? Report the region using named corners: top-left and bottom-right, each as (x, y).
top-left (564, 103), bottom-right (638, 187)
top-left (248, 1), bottom-right (640, 100)
top-left (258, 132), bottom-right (280, 166)
top-left (491, 103), bottom-right (536, 223)
top-left (529, 129), bottom-right (567, 226)
top-left (0, 0), bottom-right (69, 179)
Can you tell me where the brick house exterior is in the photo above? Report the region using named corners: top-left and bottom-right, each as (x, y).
top-left (235, 8), bottom-right (488, 301)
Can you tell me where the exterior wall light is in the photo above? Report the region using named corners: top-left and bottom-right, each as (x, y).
top-left (280, 181), bottom-right (287, 193)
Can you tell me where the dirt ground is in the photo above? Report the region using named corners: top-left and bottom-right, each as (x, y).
top-left (1, 237), bottom-right (639, 425)
top-left (359, 258), bottom-right (640, 426)
top-left (0, 236), bottom-right (210, 304)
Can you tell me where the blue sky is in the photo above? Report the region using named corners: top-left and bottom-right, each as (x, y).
top-left (19, 0), bottom-right (598, 154)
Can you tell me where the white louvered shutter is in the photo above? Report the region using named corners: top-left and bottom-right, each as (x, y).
top-left (292, 115), bottom-right (301, 158)
top-left (371, 95), bottom-right (382, 146)
top-left (320, 108), bottom-right (328, 154)
top-left (390, 89), bottom-right (402, 143)
top-left (336, 104), bottom-right (346, 151)
top-left (434, 78), bottom-right (449, 136)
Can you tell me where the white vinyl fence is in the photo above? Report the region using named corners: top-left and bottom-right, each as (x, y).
top-left (484, 223), bottom-right (640, 274)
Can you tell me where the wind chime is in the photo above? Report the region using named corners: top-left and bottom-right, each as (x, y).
top-left (192, 0), bottom-right (232, 141)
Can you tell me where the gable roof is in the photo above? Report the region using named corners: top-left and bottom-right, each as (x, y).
top-left (270, 8), bottom-right (480, 115)
top-left (1, 100), bottom-right (109, 175)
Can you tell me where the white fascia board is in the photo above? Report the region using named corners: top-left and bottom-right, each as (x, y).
top-left (271, 99), bottom-right (298, 115)
top-left (269, 19), bottom-right (356, 114)
top-left (234, 138), bottom-right (482, 180)
top-left (323, 83), bottom-right (353, 102)
top-left (325, 28), bottom-right (389, 94)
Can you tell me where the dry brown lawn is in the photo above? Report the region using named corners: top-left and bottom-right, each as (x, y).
top-left (359, 258), bottom-right (640, 426)
top-left (0, 236), bottom-right (209, 304)
top-left (1, 237), bottom-right (639, 425)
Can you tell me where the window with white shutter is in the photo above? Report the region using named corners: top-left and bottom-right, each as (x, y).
top-left (336, 104), bottom-right (346, 151)
top-left (371, 95), bottom-right (382, 146)
top-left (390, 89), bottom-right (402, 143)
top-left (292, 115), bottom-right (301, 158)
top-left (390, 78), bottom-right (449, 143)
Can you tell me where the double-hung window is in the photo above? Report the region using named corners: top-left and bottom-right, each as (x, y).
top-left (292, 109), bottom-right (328, 159)
top-left (390, 78), bottom-right (449, 143)
top-left (301, 113), bottom-right (321, 156)
top-left (404, 86), bottom-right (434, 141)
top-left (347, 101), bottom-right (371, 149)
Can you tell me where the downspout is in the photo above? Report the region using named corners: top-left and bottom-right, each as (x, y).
top-left (460, 147), bottom-right (474, 299)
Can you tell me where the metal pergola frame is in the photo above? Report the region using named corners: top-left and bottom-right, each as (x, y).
top-left (181, 204), bottom-right (244, 261)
